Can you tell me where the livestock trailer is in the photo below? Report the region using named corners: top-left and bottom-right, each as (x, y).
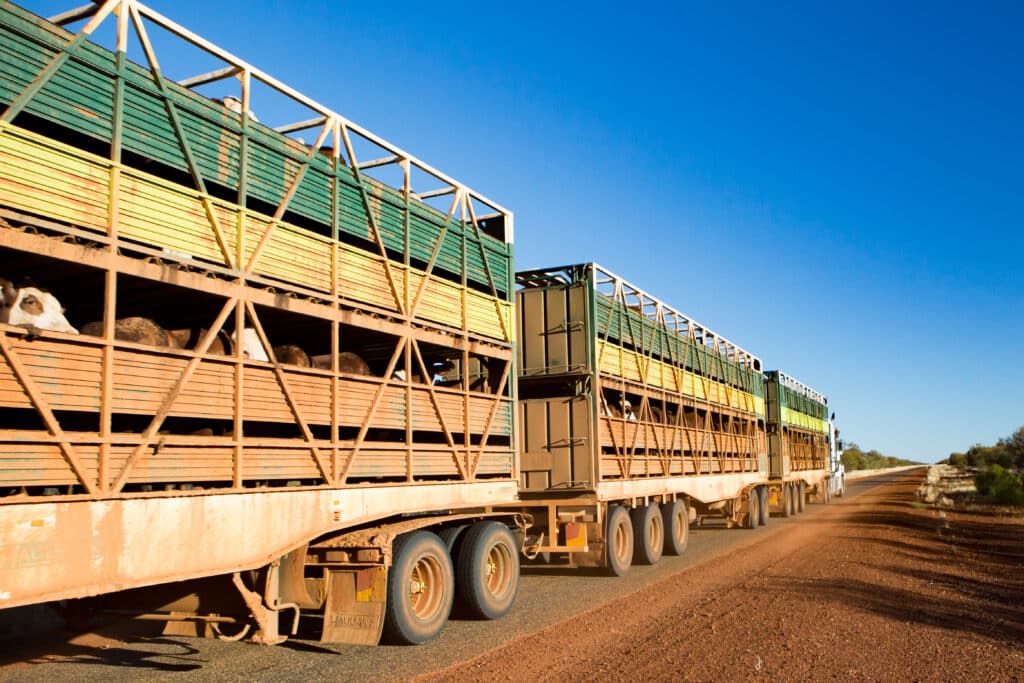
top-left (0, 0), bottom-right (519, 645)
top-left (761, 370), bottom-right (835, 517)
top-left (508, 263), bottom-right (776, 575)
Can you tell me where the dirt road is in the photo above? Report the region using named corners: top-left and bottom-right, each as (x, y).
top-left (422, 470), bottom-right (1024, 682)
top-left (1, 470), bottom-right (1020, 681)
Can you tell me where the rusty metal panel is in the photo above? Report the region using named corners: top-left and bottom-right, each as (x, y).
top-left (543, 288), bottom-right (569, 374)
top-left (546, 397), bottom-right (574, 488)
top-left (0, 482), bottom-right (516, 610)
top-left (520, 400), bottom-right (551, 491)
top-left (516, 283), bottom-right (589, 379)
top-left (567, 284), bottom-right (588, 374)
top-left (321, 567), bottom-right (386, 645)
top-left (570, 394), bottom-right (594, 487)
top-left (518, 288), bottom-right (546, 378)
top-left (518, 397), bottom-right (594, 492)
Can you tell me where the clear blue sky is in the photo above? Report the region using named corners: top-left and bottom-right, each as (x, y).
top-left (26, 0), bottom-right (1023, 462)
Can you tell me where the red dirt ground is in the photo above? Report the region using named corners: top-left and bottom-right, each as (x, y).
top-left (420, 472), bottom-right (1024, 682)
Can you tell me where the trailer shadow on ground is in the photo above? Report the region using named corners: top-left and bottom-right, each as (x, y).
top-left (773, 502), bottom-right (1024, 644)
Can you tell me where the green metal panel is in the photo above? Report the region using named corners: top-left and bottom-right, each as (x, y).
top-left (592, 292), bottom-right (762, 398)
top-left (0, 2), bottom-right (510, 299)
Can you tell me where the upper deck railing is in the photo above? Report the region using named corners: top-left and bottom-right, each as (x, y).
top-left (20, 0), bottom-right (512, 240)
top-left (518, 262), bottom-right (762, 372)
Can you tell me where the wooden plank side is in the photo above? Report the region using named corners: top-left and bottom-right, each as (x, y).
top-left (0, 128), bottom-right (109, 232)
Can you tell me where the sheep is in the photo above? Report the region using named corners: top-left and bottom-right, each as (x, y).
top-left (233, 328), bottom-right (269, 361)
top-left (82, 319), bottom-right (236, 356)
top-left (312, 351), bottom-right (372, 376)
top-left (167, 327), bottom-right (232, 355)
top-left (272, 344), bottom-right (311, 367)
top-left (604, 397), bottom-right (636, 421)
top-left (0, 278), bottom-right (78, 334)
top-left (81, 317), bottom-right (170, 346)
top-left (218, 96), bottom-right (259, 122)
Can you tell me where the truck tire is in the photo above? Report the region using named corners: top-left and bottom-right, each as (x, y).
top-left (662, 499), bottom-right (689, 556)
top-left (630, 503), bottom-right (663, 565)
top-left (454, 522), bottom-right (520, 620)
top-left (439, 525), bottom-right (469, 553)
top-left (605, 506), bottom-right (633, 576)
top-left (745, 489), bottom-right (760, 529)
top-left (381, 531), bottom-right (454, 645)
top-left (780, 484), bottom-right (793, 518)
top-left (796, 482), bottom-right (805, 513)
top-left (757, 486), bottom-right (769, 526)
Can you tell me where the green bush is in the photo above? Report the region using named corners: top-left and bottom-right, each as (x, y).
top-left (974, 464), bottom-right (1024, 505)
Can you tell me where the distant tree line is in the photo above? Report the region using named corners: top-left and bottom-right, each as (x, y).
top-left (945, 426), bottom-right (1024, 469)
top-left (945, 426), bottom-right (1024, 506)
top-left (840, 443), bottom-right (920, 471)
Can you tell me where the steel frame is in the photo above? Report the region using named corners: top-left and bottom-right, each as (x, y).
top-left (34, 0), bottom-right (513, 241)
top-left (0, 0), bottom-right (518, 502)
top-left (518, 263), bottom-right (761, 371)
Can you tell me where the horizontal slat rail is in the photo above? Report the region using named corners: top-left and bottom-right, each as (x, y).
top-left (783, 425), bottom-right (828, 472)
top-left (596, 340), bottom-right (764, 416)
top-left (0, 333), bottom-right (514, 491)
top-left (0, 125), bottom-right (513, 342)
top-left (594, 296), bottom-right (762, 397)
top-left (765, 371), bottom-right (829, 434)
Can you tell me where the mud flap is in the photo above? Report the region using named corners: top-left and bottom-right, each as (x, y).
top-left (571, 521), bottom-right (603, 568)
top-left (321, 567), bottom-right (387, 645)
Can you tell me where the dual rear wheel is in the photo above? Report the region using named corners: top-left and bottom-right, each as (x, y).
top-left (381, 521), bottom-right (520, 645)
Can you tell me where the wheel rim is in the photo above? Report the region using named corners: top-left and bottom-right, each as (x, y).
top-left (409, 554), bottom-right (445, 621)
top-left (649, 512), bottom-right (663, 551)
top-left (673, 508), bottom-right (686, 543)
top-left (485, 541), bottom-right (514, 598)
top-left (612, 519), bottom-right (630, 562)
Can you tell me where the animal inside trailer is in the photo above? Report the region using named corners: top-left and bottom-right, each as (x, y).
top-left (506, 264), bottom-right (771, 576)
top-left (0, 0), bottom-right (519, 645)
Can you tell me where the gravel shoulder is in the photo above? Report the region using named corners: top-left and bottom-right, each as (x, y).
top-left (420, 470), bottom-right (1024, 682)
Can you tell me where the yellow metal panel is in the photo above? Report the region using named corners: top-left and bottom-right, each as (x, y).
top-left (3, 126), bottom-right (512, 343)
top-left (337, 245), bottom-right (398, 311)
top-left (596, 340), bottom-right (762, 415)
top-left (0, 127), bottom-right (108, 232)
top-left (256, 222), bottom-right (333, 293)
top-left (782, 408), bottom-right (826, 433)
top-left (119, 177), bottom-right (224, 263)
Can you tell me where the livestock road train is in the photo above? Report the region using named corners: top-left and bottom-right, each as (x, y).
top-left (0, 0), bottom-right (841, 646)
